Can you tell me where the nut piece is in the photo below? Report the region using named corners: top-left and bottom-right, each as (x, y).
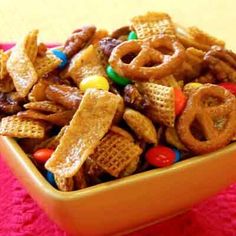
top-left (204, 46), bottom-right (236, 82)
top-left (63, 25), bottom-right (96, 58)
top-left (123, 108), bottom-right (157, 144)
top-left (0, 92), bottom-right (22, 115)
top-left (99, 37), bottom-right (122, 57)
top-left (123, 84), bottom-right (150, 111)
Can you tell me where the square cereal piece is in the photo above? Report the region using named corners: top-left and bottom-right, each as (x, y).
top-left (90, 130), bottom-right (142, 177)
top-left (131, 12), bottom-right (176, 39)
top-left (0, 115), bottom-right (45, 139)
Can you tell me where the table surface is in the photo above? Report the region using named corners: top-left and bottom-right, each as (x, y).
top-left (1, 1), bottom-right (236, 235)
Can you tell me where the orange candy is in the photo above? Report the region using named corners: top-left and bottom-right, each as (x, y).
top-left (174, 88), bottom-right (187, 116)
top-left (33, 148), bottom-right (54, 163)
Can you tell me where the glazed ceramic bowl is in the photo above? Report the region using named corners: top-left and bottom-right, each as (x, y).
top-left (1, 135), bottom-right (236, 236)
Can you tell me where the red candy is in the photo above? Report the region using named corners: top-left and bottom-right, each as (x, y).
top-left (174, 88), bottom-right (187, 116)
top-left (219, 82), bottom-right (236, 96)
top-left (33, 148), bottom-right (54, 163)
top-left (145, 145), bottom-right (175, 168)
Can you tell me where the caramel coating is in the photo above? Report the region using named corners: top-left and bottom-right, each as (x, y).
top-left (204, 46), bottom-right (236, 82)
top-left (63, 25), bottom-right (96, 58)
top-left (109, 35), bottom-right (185, 82)
top-left (46, 84), bottom-right (82, 110)
top-left (177, 84), bottom-right (236, 154)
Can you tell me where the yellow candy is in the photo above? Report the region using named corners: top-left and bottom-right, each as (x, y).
top-left (185, 82), bottom-right (202, 89)
top-left (183, 82), bottom-right (203, 97)
top-left (79, 75), bottom-right (109, 92)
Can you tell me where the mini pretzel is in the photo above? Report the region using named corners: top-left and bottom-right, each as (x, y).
top-left (177, 84), bottom-right (236, 154)
top-left (109, 35), bottom-right (185, 82)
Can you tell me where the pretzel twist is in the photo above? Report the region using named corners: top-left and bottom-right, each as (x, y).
top-left (177, 84), bottom-right (236, 154)
top-left (109, 35), bottom-right (185, 82)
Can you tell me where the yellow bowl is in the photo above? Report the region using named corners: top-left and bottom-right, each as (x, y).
top-left (1, 136), bottom-right (236, 235)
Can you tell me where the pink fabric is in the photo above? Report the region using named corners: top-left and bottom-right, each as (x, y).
top-left (1, 155), bottom-right (236, 236)
top-left (0, 43), bottom-right (60, 50)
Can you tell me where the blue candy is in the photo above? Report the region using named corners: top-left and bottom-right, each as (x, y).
top-left (46, 171), bottom-right (57, 188)
top-left (52, 49), bottom-right (68, 69)
top-left (173, 148), bottom-right (181, 162)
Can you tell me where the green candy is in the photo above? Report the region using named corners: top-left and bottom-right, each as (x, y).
top-left (128, 31), bottom-right (138, 40)
top-left (106, 66), bottom-right (131, 86)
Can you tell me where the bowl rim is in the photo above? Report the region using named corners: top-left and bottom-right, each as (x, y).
top-left (2, 135), bottom-right (236, 201)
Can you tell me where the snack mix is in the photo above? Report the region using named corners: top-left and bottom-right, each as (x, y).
top-left (1, 12), bottom-right (236, 191)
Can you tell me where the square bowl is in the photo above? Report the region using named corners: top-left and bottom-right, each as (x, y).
top-left (1, 136), bottom-right (236, 235)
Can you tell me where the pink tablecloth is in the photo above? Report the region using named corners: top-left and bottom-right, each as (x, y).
top-left (1, 155), bottom-right (236, 236)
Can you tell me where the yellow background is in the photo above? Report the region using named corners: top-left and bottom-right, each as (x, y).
top-left (0, 0), bottom-right (235, 49)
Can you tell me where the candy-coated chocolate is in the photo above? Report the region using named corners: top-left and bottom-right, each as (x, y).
top-left (173, 148), bottom-right (181, 162)
top-left (79, 75), bottom-right (109, 92)
top-left (174, 88), bottom-right (187, 116)
top-left (46, 171), bottom-right (57, 188)
top-left (219, 82), bottom-right (236, 96)
top-left (33, 148), bottom-right (54, 163)
top-left (128, 31), bottom-right (138, 40)
top-left (106, 65), bottom-right (131, 86)
top-left (52, 49), bottom-right (68, 69)
top-left (186, 82), bottom-right (202, 89)
top-left (145, 145), bottom-right (175, 168)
